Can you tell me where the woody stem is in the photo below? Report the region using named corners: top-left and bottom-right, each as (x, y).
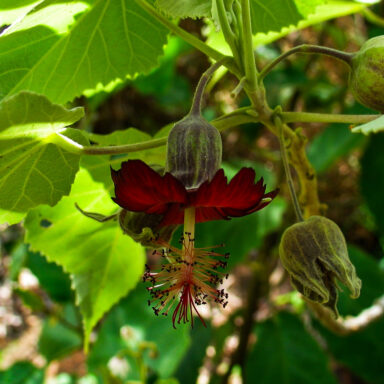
top-left (183, 207), bottom-right (196, 262)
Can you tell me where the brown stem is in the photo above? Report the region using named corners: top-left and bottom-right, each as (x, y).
top-left (307, 296), bottom-right (384, 335)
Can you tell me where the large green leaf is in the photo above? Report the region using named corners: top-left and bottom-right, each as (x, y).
top-left (250, 0), bottom-right (323, 34)
top-left (361, 134), bottom-right (384, 234)
top-left (316, 246), bottom-right (384, 384)
top-left (156, 0), bottom-right (211, 18)
top-left (0, 91), bottom-right (84, 225)
top-left (88, 285), bottom-right (190, 380)
top-left (24, 167), bottom-right (145, 347)
top-left (307, 124), bottom-right (365, 173)
top-left (0, 0), bottom-right (168, 104)
top-left (206, 1), bottom-right (373, 55)
top-left (245, 312), bottom-right (338, 384)
top-left (38, 305), bottom-right (82, 361)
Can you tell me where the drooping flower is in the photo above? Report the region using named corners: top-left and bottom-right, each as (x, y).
top-left (111, 160), bottom-right (278, 327)
top-left (111, 62), bottom-right (278, 328)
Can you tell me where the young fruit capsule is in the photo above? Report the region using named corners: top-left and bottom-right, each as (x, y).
top-left (279, 216), bottom-right (361, 317)
top-left (349, 35), bottom-right (384, 112)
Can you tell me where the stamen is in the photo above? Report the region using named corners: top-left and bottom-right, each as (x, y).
top-left (143, 236), bottom-right (230, 328)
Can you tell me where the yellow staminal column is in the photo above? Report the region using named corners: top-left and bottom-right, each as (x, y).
top-left (183, 207), bottom-right (196, 264)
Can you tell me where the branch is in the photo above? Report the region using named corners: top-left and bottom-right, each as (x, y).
top-left (259, 44), bottom-right (353, 82)
top-left (282, 111), bottom-right (380, 125)
top-left (307, 296), bottom-right (384, 335)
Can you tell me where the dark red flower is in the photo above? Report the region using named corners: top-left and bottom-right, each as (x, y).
top-left (111, 160), bottom-right (278, 227)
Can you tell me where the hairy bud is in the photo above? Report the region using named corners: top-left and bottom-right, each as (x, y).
top-left (349, 35), bottom-right (384, 112)
top-left (279, 216), bottom-right (361, 317)
top-left (166, 113), bottom-right (222, 189)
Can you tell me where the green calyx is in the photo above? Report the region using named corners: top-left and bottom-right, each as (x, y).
top-left (118, 210), bottom-right (176, 248)
top-left (279, 216), bottom-right (361, 317)
top-left (166, 61), bottom-right (224, 189)
top-left (166, 112), bottom-right (222, 189)
top-left (349, 35), bottom-right (384, 112)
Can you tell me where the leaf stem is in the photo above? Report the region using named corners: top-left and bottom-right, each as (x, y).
top-left (240, 0), bottom-right (258, 90)
top-left (259, 44), bottom-right (354, 82)
top-left (215, 0), bottom-right (241, 68)
top-left (282, 111), bottom-right (380, 125)
top-left (80, 111), bottom-right (257, 156)
top-left (274, 112), bottom-right (304, 222)
top-left (134, 0), bottom-right (240, 77)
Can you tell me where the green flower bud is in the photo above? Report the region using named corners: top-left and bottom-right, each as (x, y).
top-left (166, 113), bottom-right (222, 189)
top-left (349, 36), bottom-right (384, 112)
top-left (119, 209), bottom-right (177, 248)
top-left (279, 216), bottom-right (361, 317)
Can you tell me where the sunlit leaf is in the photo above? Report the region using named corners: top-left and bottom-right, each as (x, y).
top-left (24, 167), bottom-right (145, 347)
top-left (0, 0), bottom-right (168, 104)
top-left (0, 91), bottom-right (84, 225)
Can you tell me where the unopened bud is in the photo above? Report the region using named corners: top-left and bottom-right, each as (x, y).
top-left (279, 216), bottom-right (361, 317)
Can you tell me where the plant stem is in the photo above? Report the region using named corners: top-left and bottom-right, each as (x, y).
top-left (134, 0), bottom-right (240, 77)
top-left (274, 113), bottom-right (304, 222)
top-left (282, 111), bottom-right (380, 125)
top-left (215, 0), bottom-right (241, 68)
top-left (362, 8), bottom-right (384, 28)
top-left (190, 58), bottom-right (229, 116)
top-left (259, 44), bottom-right (354, 82)
top-left (240, 0), bottom-right (258, 90)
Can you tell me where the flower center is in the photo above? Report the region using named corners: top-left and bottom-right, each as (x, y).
top-left (143, 208), bottom-right (229, 328)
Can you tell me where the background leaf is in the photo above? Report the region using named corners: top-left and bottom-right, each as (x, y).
top-left (245, 312), bottom-right (338, 384)
top-left (156, 0), bottom-right (211, 19)
top-left (0, 362), bottom-right (44, 384)
top-left (0, 91), bottom-right (84, 224)
top-left (88, 285), bottom-right (190, 380)
top-left (361, 134), bottom-right (384, 235)
top-left (24, 167), bottom-right (145, 347)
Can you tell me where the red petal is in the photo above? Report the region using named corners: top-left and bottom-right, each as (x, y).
top-left (189, 168), bottom-right (278, 222)
top-left (111, 160), bottom-right (187, 215)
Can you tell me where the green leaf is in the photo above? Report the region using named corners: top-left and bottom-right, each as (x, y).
top-left (338, 246), bottom-right (384, 316)
top-left (316, 246), bottom-right (384, 384)
top-left (307, 124), bottom-right (365, 173)
top-left (88, 285), bottom-right (190, 380)
top-left (24, 167), bottom-right (145, 347)
top-left (27, 250), bottom-right (73, 303)
top-left (1, 0), bottom-right (168, 104)
top-left (155, 0), bottom-right (211, 18)
top-left (174, 322), bottom-right (211, 384)
top-left (0, 362), bottom-right (44, 384)
top-left (319, 318), bottom-right (384, 384)
top-left (352, 115), bottom-right (384, 135)
top-left (39, 305), bottom-right (82, 361)
top-left (0, 91), bottom-right (85, 225)
top-left (361, 134), bottom-right (384, 234)
top-left (245, 312), bottom-right (337, 384)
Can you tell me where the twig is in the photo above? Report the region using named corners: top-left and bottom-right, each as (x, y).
top-left (307, 295), bottom-right (384, 335)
